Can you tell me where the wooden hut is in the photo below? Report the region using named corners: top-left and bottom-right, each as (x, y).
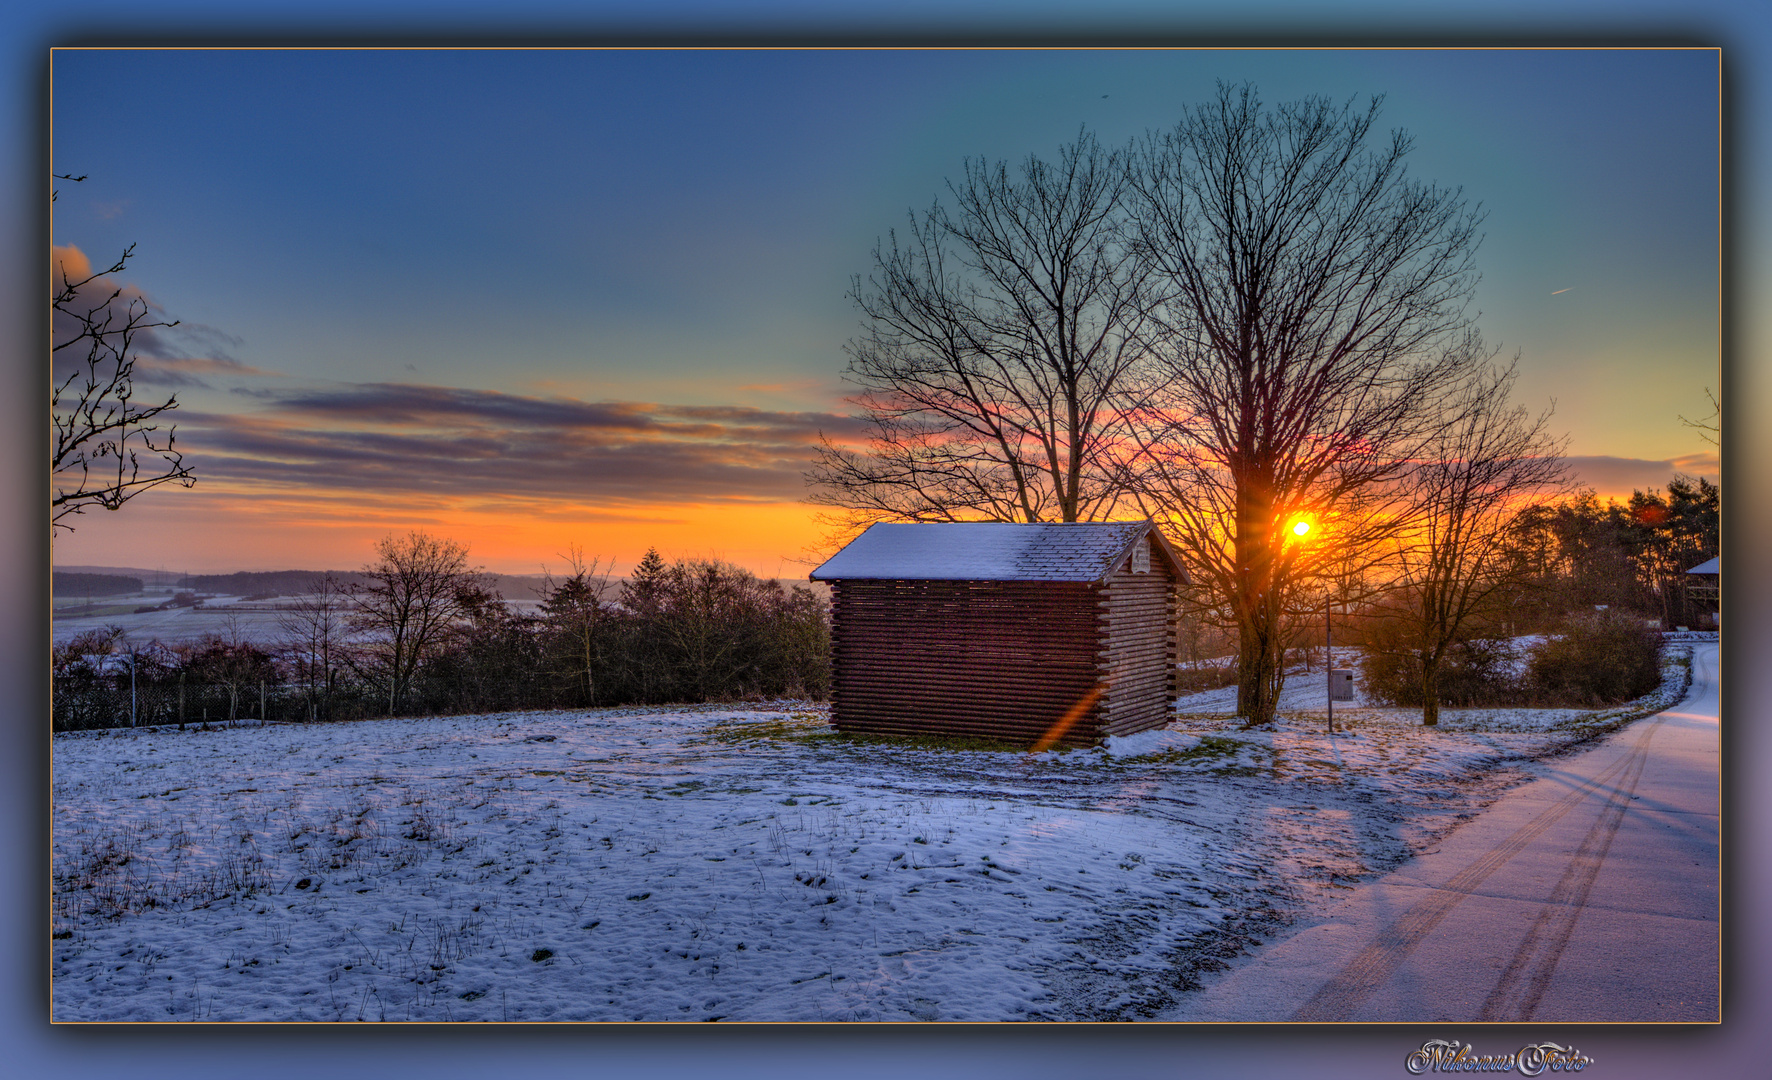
top-left (809, 521), bottom-right (1187, 747)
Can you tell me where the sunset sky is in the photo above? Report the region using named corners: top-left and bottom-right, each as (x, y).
top-left (48, 46), bottom-right (1720, 577)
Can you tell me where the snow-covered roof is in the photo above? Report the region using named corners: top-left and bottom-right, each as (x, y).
top-left (809, 521), bottom-right (1184, 583)
top-left (1687, 556), bottom-right (1720, 575)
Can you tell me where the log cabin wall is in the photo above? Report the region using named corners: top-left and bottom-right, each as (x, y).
top-left (1098, 538), bottom-right (1180, 737)
top-left (827, 580), bottom-right (1106, 746)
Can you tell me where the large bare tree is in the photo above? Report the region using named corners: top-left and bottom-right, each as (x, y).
top-left (809, 131), bottom-right (1149, 532)
top-left (351, 532), bottom-right (481, 715)
top-left (1124, 85), bottom-right (1489, 726)
top-left (1384, 357), bottom-right (1571, 725)
top-left (52, 174), bottom-right (193, 530)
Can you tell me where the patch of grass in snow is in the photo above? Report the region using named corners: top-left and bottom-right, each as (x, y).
top-left (1131, 735), bottom-right (1268, 776)
top-left (830, 730), bottom-right (1033, 754)
top-left (696, 713), bottom-right (834, 745)
top-left (701, 711), bottom-right (1035, 753)
top-left (54, 822), bottom-right (274, 921)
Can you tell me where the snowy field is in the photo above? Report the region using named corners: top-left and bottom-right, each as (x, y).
top-left (53, 594), bottom-right (285, 647)
top-left (51, 646), bottom-right (1691, 1022)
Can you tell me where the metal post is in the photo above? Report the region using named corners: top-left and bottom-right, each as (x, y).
top-left (1325, 594), bottom-right (1333, 736)
top-left (129, 650), bottom-right (137, 729)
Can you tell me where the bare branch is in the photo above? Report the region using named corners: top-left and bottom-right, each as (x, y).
top-left (1679, 387), bottom-right (1720, 446)
top-left (51, 178), bottom-right (194, 530)
top-left (808, 130), bottom-right (1150, 525)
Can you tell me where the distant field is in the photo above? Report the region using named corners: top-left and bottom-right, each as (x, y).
top-left (49, 569), bottom-right (826, 647)
top-left (53, 596), bottom-right (286, 646)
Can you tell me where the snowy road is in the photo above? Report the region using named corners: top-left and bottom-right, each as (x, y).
top-left (1164, 641), bottom-right (1720, 1022)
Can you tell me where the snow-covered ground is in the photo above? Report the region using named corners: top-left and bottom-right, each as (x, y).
top-left (50, 646), bottom-right (1691, 1021)
top-left (52, 592), bottom-right (550, 647)
top-left (52, 595), bottom-right (283, 647)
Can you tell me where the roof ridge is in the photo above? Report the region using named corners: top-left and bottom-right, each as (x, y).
top-left (810, 520), bottom-right (1158, 583)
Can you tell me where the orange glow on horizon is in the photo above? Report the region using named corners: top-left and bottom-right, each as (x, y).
top-left (50, 491), bottom-right (834, 581)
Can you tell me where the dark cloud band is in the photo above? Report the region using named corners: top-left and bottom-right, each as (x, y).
top-left (173, 382), bottom-right (868, 505)
top-left (1562, 453), bottom-right (1720, 495)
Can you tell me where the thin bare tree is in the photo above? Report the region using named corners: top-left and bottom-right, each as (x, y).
top-left (52, 174), bottom-right (193, 530)
top-left (1124, 84), bottom-right (1490, 726)
top-left (278, 573), bottom-right (351, 720)
top-left (351, 532), bottom-right (480, 715)
top-left (809, 130), bottom-right (1149, 535)
top-left (1383, 357), bottom-right (1571, 725)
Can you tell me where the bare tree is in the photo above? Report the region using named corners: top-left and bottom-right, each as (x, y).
top-left (184, 615), bottom-right (279, 726)
top-left (52, 174), bottom-right (193, 530)
top-left (809, 131), bottom-right (1149, 533)
top-left (278, 573), bottom-right (350, 720)
top-left (539, 546), bottom-right (613, 706)
top-left (351, 532), bottom-right (480, 715)
top-left (1382, 358), bottom-right (1571, 725)
top-left (1124, 84), bottom-right (1489, 726)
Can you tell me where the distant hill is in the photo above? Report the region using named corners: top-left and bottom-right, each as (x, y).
top-left (51, 565), bottom-right (822, 603)
top-left (172, 570), bottom-right (556, 601)
top-left (52, 572), bottom-right (143, 597)
top-left (175, 570), bottom-right (369, 598)
top-left (54, 565), bottom-right (183, 586)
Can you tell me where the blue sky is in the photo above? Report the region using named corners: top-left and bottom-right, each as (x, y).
top-left (45, 45), bottom-right (1722, 573)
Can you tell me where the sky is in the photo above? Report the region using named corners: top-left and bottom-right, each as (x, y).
top-left (47, 45), bottom-right (1721, 577)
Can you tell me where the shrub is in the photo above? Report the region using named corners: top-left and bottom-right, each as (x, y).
top-left (1176, 657), bottom-right (1237, 693)
top-left (1360, 638), bottom-right (1524, 708)
top-left (1360, 647), bottom-right (1418, 707)
top-left (1435, 638), bottom-right (1525, 707)
top-left (1527, 609), bottom-right (1662, 705)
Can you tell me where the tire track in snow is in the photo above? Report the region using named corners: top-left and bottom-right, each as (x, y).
top-left (1475, 725), bottom-right (1654, 1021)
top-left (1290, 714), bottom-right (1668, 1021)
top-left (1475, 643), bottom-right (1714, 1020)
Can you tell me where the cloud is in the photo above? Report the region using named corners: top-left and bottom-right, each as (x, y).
top-left (174, 382), bottom-right (872, 507)
top-left (52, 245), bottom-right (271, 389)
top-left (130, 350), bottom-right (277, 389)
top-left (51, 244), bottom-right (92, 281)
top-left (1562, 453), bottom-right (1721, 497)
